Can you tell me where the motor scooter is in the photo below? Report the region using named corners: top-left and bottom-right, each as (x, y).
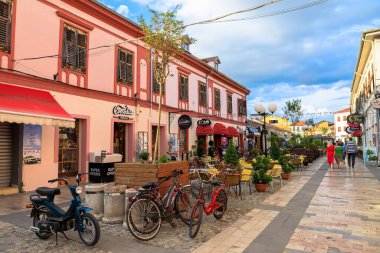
top-left (28, 173), bottom-right (100, 246)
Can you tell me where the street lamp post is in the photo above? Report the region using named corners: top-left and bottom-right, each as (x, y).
top-left (253, 103), bottom-right (277, 156)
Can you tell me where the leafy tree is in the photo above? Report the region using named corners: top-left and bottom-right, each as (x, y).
top-left (320, 127), bottom-right (329, 136)
top-left (282, 99), bottom-right (303, 123)
top-left (139, 8), bottom-right (195, 162)
top-left (306, 118), bottom-right (314, 126)
top-left (224, 140), bottom-right (239, 166)
top-left (269, 136), bottom-right (281, 160)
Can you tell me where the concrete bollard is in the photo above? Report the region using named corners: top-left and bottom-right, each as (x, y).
top-left (102, 185), bottom-right (127, 224)
top-left (85, 184), bottom-right (107, 221)
top-left (123, 188), bottom-right (138, 229)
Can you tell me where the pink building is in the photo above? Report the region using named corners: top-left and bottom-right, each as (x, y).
top-left (0, 0), bottom-right (249, 192)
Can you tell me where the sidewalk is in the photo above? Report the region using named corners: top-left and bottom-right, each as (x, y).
top-left (192, 159), bottom-right (380, 253)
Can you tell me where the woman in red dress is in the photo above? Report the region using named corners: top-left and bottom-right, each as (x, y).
top-left (326, 141), bottom-right (335, 169)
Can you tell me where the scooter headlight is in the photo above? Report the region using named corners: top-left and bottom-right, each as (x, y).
top-left (75, 186), bottom-right (83, 194)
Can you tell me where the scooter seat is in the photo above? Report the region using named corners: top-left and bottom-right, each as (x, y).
top-left (36, 187), bottom-right (61, 197)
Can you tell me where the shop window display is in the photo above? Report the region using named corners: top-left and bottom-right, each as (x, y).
top-left (59, 120), bottom-right (79, 177)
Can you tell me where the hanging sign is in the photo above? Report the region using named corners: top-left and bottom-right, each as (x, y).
top-left (351, 129), bottom-right (363, 137)
top-left (178, 115), bottom-right (192, 129)
top-left (197, 118), bottom-right (211, 127)
top-left (113, 104), bottom-right (134, 120)
top-left (346, 126), bottom-right (361, 134)
top-left (347, 122), bottom-right (360, 127)
top-left (347, 114), bottom-right (364, 124)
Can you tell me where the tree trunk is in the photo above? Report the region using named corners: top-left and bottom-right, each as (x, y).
top-left (153, 82), bottom-right (163, 163)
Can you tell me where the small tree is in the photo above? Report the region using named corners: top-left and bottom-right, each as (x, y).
top-left (320, 127), bottom-right (329, 136)
top-left (139, 8), bottom-right (194, 162)
top-left (224, 140), bottom-right (239, 166)
top-left (270, 136), bottom-right (281, 160)
top-left (282, 99), bottom-right (303, 123)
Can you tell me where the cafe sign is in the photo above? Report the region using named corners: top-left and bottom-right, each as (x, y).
top-left (197, 118), bottom-right (211, 127)
top-left (347, 113), bottom-right (364, 124)
top-left (178, 115), bottom-right (192, 129)
top-left (346, 126), bottom-right (361, 134)
top-left (113, 104), bottom-right (134, 120)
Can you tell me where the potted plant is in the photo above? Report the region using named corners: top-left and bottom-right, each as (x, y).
top-left (138, 151), bottom-right (150, 163)
top-left (279, 155), bottom-right (294, 180)
top-left (224, 140), bottom-right (240, 171)
top-left (252, 169), bottom-right (272, 192)
top-left (366, 149), bottom-right (376, 166)
top-left (252, 155), bottom-right (270, 171)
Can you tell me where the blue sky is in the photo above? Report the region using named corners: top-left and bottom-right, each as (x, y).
top-left (99, 0), bottom-right (380, 122)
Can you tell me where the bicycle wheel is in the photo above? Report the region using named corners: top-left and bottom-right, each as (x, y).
top-left (189, 202), bottom-right (203, 238)
top-left (174, 185), bottom-right (197, 225)
top-left (127, 197), bottom-right (162, 241)
top-left (212, 189), bottom-right (228, 220)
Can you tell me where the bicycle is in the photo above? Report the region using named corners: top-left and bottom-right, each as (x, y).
top-left (126, 169), bottom-right (196, 241)
top-left (189, 170), bottom-right (228, 238)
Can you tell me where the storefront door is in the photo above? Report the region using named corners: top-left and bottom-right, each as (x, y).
top-left (59, 120), bottom-right (79, 177)
top-left (114, 123), bottom-right (126, 162)
top-left (0, 122), bottom-right (12, 187)
top-left (179, 128), bottom-right (188, 159)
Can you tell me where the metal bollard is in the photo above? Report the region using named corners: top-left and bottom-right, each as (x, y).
top-left (85, 184), bottom-right (107, 221)
top-left (102, 185), bottom-right (127, 224)
top-left (123, 188), bottom-right (138, 229)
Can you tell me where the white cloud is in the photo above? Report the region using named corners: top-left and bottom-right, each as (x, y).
top-left (131, 0), bottom-right (154, 5)
top-left (116, 5), bottom-right (130, 17)
top-left (247, 80), bottom-right (351, 119)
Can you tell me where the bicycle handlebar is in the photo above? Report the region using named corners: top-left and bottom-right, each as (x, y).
top-left (48, 177), bottom-right (68, 185)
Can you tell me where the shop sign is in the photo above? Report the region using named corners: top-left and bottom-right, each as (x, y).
top-left (351, 129), bottom-right (363, 137)
top-left (113, 104), bottom-right (134, 120)
top-left (346, 126), bottom-right (361, 134)
top-left (371, 98), bottom-right (380, 109)
top-left (347, 113), bottom-right (364, 124)
top-left (178, 115), bottom-right (192, 129)
top-left (197, 118), bottom-right (211, 127)
top-left (23, 124), bottom-right (42, 164)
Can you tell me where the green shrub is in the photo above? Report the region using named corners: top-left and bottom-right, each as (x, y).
top-left (252, 169), bottom-right (272, 184)
top-left (270, 136), bottom-right (281, 160)
top-left (224, 140), bottom-right (239, 166)
top-left (138, 151), bottom-right (150, 161)
top-left (369, 156), bottom-right (378, 161)
top-left (252, 156), bottom-right (270, 171)
top-left (159, 155), bottom-right (168, 163)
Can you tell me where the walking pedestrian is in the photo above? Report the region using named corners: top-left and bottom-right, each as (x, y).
top-left (346, 137), bottom-right (357, 168)
top-left (334, 141), bottom-right (344, 169)
top-left (342, 141), bottom-right (346, 164)
top-left (326, 140), bottom-right (335, 169)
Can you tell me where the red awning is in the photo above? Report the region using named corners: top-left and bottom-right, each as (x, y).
top-left (196, 125), bottom-right (213, 136)
top-left (0, 83), bottom-right (75, 128)
top-left (213, 123), bottom-right (227, 135)
top-left (227, 126), bottom-right (239, 137)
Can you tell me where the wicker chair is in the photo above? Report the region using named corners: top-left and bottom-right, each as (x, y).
top-left (223, 172), bottom-right (242, 199)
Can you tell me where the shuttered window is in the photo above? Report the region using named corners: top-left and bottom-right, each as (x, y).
top-left (0, 0), bottom-right (12, 53)
top-left (214, 88), bottom-right (220, 110)
top-left (238, 99), bottom-right (246, 116)
top-left (117, 48), bottom-right (133, 84)
top-left (199, 82), bottom-right (206, 106)
top-left (62, 25), bottom-right (87, 73)
top-left (227, 94), bottom-right (232, 114)
top-left (179, 74), bottom-right (188, 100)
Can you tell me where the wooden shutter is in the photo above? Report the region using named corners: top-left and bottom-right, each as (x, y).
top-left (0, 0), bottom-right (12, 53)
top-left (0, 122), bottom-right (12, 187)
top-left (184, 76), bottom-right (188, 100)
top-left (77, 32), bottom-right (87, 72)
top-left (118, 49), bottom-right (126, 82)
top-left (238, 99), bottom-right (242, 115)
top-left (126, 52), bottom-right (132, 84)
top-left (228, 95), bottom-right (232, 113)
top-left (63, 27), bottom-right (76, 68)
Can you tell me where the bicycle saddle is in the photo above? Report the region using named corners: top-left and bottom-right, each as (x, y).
top-left (210, 180), bottom-right (221, 187)
top-left (36, 187), bottom-right (61, 197)
top-left (141, 182), bottom-right (158, 190)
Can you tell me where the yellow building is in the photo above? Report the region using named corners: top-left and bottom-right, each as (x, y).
top-left (260, 115), bottom-right (291, 132)
top-left (311, 121), bottom-right (335, 137)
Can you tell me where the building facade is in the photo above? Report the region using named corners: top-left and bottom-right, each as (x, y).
top-left (334, 108), bottom-right (350, 141)
top-left (0, 0), bottom-right (249, 191)
top-left (350, 28), bottom-right (380, 159)
top-left (291, 121), bottom-right (307, 136)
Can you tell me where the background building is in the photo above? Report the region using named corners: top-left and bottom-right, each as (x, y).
top-left (334, 108), bottom-right (350, 141)
top-left (291, 121), bottom-right (307, 136)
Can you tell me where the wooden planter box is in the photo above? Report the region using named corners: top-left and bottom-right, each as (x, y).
top-left (115, 161), bottom-right (189, 195)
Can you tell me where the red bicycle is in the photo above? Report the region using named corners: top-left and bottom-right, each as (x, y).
top-left (189, 170), bottom-right (228, 238)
